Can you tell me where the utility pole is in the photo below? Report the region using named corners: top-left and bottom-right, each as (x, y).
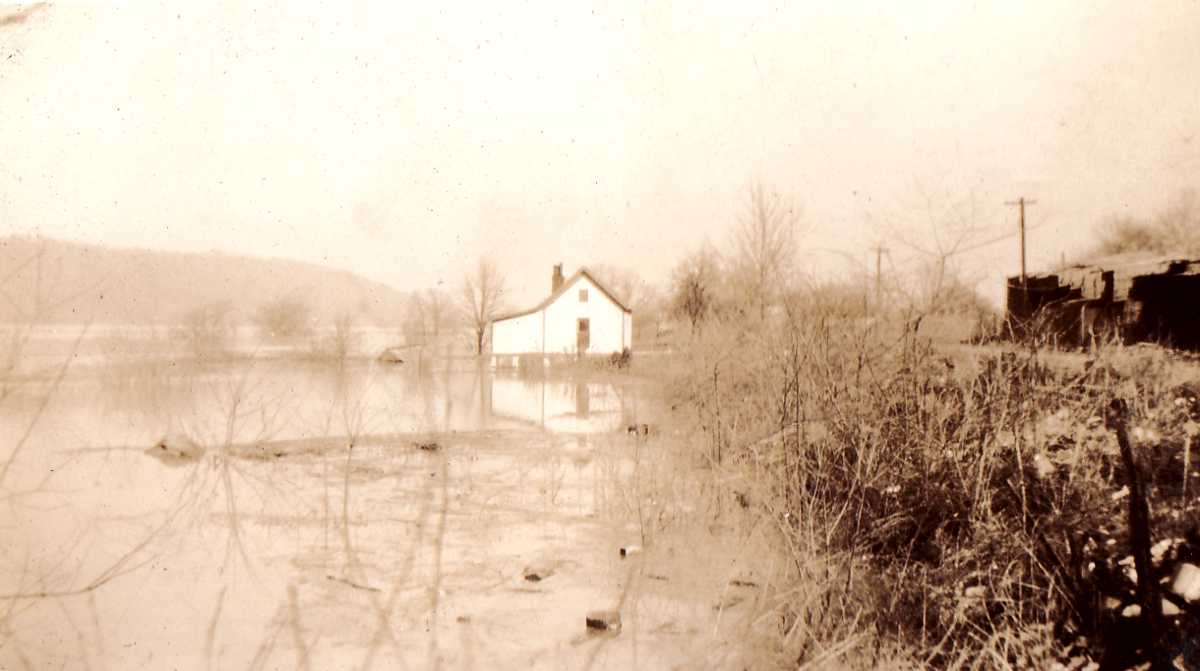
top-left (870, 243), bottom-right (887, 307)
top-left (1005, 197), bottom-right (1037, 285)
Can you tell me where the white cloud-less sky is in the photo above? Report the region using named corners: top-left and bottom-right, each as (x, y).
top-left (2, 1), bottom-right (1198, 307)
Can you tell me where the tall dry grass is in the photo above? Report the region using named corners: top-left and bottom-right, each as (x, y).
top-left (663, 306), bottom-right (1200, 669)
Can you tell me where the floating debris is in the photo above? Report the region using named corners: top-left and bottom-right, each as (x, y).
top-left (414, 441), bottom-right (441, 452)
top-left (326, 574), bottom-right (381, 593)
top-left (626, 424), bottom-right (651, 437)
top-left (619, 544), bottom-right (642, 558)
top-left (522, 563), bottom-right (556, 582)
top-left (713, 595), bottom-right (744, 611)
top-left (585, 610), bottom-right (621, 633)
top-left (146, 433), bottom-right (205, 465)
top-left (377, 347), bottom-right (405, 364)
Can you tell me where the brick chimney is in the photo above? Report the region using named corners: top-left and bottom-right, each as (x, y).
top-left (552, 263), bottom-right (564, 292)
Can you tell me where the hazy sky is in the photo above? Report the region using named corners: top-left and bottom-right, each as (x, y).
top-left (2, 1), bottom-right (1198, 307)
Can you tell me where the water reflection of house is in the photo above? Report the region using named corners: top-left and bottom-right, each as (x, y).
top-left (488, 374), bottom-right (632, 433)
top-left (491, 264), bottom-right (633, 368)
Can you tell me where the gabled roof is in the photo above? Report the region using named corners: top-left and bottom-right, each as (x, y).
top-left (493, 267), bottom-right (632, 323)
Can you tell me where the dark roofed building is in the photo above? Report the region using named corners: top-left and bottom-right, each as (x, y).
top-left (1006, 254), bottom-right (1200, 349)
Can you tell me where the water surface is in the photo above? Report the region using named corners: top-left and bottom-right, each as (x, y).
top-left (1, 359), bottom-right (741, 669)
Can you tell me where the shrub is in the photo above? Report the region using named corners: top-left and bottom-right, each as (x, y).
top-left (668, 308), bottom-right (1200, 668)
top-left (608, 347), bottom-right (632, 369)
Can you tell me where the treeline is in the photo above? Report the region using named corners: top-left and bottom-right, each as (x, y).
top-left (1093, 188), bottom-right (1200, 258)
top-left (0, 235), bottom-right (410, 327)
top-left (663, 183), bottom-right (995, 340)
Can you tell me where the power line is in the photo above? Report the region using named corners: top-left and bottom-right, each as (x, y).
top-left (949, 221), bottom-right (1046, 257)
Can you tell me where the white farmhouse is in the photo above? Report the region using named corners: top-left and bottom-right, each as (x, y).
top-left (491, 264), bottom-right (632, 365)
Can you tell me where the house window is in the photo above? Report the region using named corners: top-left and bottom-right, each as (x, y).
top-left (579, 289), bottom-right (588, 302)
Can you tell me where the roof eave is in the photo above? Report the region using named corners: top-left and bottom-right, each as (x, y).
top-left (490, 266), bottom-right (634, 322)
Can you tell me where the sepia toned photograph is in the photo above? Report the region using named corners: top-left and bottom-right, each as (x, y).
top-left (2, 2), bottom-right (1199, 669)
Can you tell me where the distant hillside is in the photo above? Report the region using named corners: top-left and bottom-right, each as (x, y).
top-left (0, 236), bottom-right (410, 327)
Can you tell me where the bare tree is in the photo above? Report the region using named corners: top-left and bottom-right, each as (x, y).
top-left (403, 289), bottom-right (451, 347)
top-left (402, 295), bottom-right (426, 347)
top-left (881, 182), bottom-right (988, 316)
top-left (179, 301), bottom-right (235, 359)
top-left (254, 297), bottom-right (313, 343)
top-left (0, 241), bottom-right (92, 490)
top-left (459, 257), bottom-right (505, 356)
top-left (632, 283), bottom-right (668, 345)
top-left (670, 245), bottom-right (721, 333)
top-left (587, 263), bottom-right (643, 309)
top-left (420, 289), bottom-right (449, 341)
top-left (327, 312), bottom-right (357, 365)
top-left (1094, 188), bottom-right (1200, 258)
top-left (728, 182), bottom-right (803, 320)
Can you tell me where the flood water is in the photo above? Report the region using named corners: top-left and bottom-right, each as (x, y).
top-left (0, 359), bottom-right (749, 669)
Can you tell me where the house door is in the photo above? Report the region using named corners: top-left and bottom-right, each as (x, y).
top-left (577, 318), bottom-right (590, 353)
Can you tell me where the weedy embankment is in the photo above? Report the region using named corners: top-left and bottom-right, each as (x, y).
top-left (664, 312), bottom-right (1200, 670)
